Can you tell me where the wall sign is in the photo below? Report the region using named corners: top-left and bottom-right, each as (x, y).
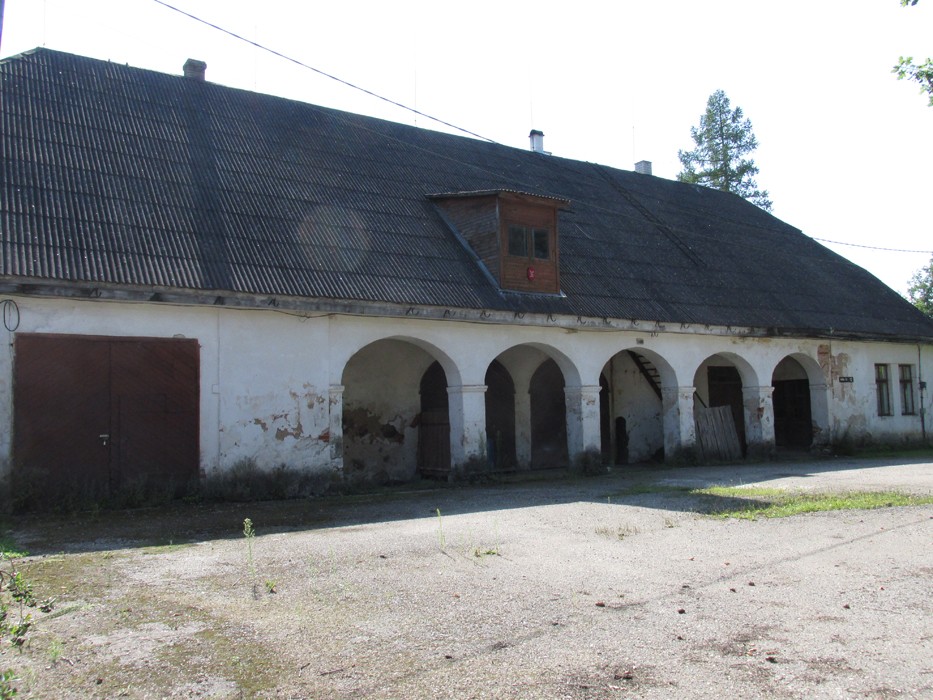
top-left (838, 376), bottom-right (854, 383)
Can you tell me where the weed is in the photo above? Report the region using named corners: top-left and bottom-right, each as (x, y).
top-left (202, 459), bottom-right (329, 502)
top-left (243, 518), bottom-right (257, 580)
top-left (264, 580), bottom-right (277, 595)
top-left (574, 448), bottom-right (607, 476)
top-left (0, 533), bottom-right (25, 560)
top-left (0, 669), bottom-right (17, 699)
top-left (595, 523), bottom-right (639, 540)
top-left (0, 556), bottom-right (54, 697)
top-left (457, 455), bottom-right (493, 483)
top-left (47, 639), bottom-right (64, 665)
top-left (435, 508), bottom-right (446, 551)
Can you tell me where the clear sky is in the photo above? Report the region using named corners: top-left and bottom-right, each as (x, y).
top-left (2, 0), bottom-right (931, 295)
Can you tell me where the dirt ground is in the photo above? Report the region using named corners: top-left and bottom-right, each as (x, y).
top-left (3, 457), bottom-right (932, 699)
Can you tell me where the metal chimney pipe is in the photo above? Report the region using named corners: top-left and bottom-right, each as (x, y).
top-left (529, 130), bottom-right (545, 153)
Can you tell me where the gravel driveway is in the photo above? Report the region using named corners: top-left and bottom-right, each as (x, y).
top-left (7, 457), bottom-right (933, 699)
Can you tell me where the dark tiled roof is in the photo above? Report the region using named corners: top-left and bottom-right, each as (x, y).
top-left (3, 48), bottom-right (932, 340)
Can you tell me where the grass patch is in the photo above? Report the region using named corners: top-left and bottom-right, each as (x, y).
top-left (605, 483), bottom-right (933, 520)
top-left (695, 487), bottom-right (933, 519)
top-left (0, 527), bottom-right (27, 558)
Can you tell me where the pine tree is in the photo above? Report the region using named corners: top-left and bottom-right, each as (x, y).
top-left (677, 90), bottom-right (772, 211)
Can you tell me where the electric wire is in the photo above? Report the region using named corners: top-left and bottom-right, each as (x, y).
top-left (151, 0), bottom-right (497, 144)
top-left (810, 238), bottom-right (932, 254)
top-left (150, 2), bottom-right (930, 263)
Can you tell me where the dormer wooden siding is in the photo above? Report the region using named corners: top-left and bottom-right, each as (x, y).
top-left (430, 190), bottom-right (568, 295)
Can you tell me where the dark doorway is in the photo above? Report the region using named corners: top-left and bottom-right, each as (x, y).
top-left (773, 379), bottom-right (812, 448)
top-left (13, 334), bottom-right (199, 508)
top-left (485, 361), bottom-right (516, 470)
top-left (615, 416), bottom-right (629, 465)
top-left (707, 365), bottom-right (746, 455)
top-left (530, 359), bottom-right (568, 469)
top-left (417, 361), bottom-right (450, 478)
top-left (599, 374), bottom-right (611, 463)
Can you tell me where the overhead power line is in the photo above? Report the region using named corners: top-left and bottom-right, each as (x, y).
top-left (151, 0), bottom-right (496, 143)
top-left (811, 237), bottom-right (932, 254)
top-left (152, 1), bottom-right (933, 265)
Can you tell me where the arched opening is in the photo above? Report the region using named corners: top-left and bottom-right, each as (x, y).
top-left (418, 361), bottom-right (451, 477)
top-left (694, 354), bottom-right (752, 460)
top-left (530, 358), bottom-right (568, 468)
top-left (599, 373), bottom-right (611, 462)
top-left (599, 349), bottom-right (668, 464)
top-left (341, 339), bottom-right (450, 486)
top-left (485, 360), bottom-right (516, 470)
top-left (772, 356), bottom-right (814, 449)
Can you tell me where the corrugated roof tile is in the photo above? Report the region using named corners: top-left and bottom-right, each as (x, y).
top-left (1, 48), bottom-right (931, 339)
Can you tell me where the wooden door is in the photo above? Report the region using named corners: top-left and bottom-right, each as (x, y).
top-left (707, 366), bottom-right (746, 455)
top-left (773, 379), bottom-right (812, 448)
top-left (418, 362), bottom-right (450, 477)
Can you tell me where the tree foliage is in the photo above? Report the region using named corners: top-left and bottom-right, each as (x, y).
top-left (907, 256), bottom-right (933, 318)
top-left (894, 0), bottom-right (933, 105)
top-left (677, 90), bottom-right (772, 211)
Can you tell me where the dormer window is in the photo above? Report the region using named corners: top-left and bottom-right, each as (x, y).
top-left (428, 189), bottom-right (569, 296)
top-left (508, 225), bottom-right (550, 260)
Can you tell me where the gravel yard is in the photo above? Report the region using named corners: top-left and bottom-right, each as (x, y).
top-left (4, 457), bottom-right (932, 699)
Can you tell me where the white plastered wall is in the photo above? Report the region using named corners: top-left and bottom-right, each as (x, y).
top-left (1, 295), bottom-right (929, 487)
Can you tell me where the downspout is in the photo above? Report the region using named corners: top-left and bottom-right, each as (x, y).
top-left (919, 344), bottom-right (927, 444)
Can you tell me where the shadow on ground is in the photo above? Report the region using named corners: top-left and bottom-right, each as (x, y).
top-left (8, 455), bottom-right (931, 556)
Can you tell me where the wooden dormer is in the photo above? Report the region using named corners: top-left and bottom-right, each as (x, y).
top-left (429, 190), bottom-right (569, 295)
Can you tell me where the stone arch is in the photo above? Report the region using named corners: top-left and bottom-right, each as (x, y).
top-left (332, 332), bottom-right (462, 388)
top-left (485, 360), bottom-right (516, 470)
top-left (693, 352), bottom-right (766, 458)
top-left (530, 358), bottom-right (569, 468)
top-left (771, 353), bottom-right (830, 449)
top-left (339, 337), bottom-right (457, 486)
top-left (488, 343), bottom-right (585, 470)
top-left (599, 347), bottom-right (678, 465)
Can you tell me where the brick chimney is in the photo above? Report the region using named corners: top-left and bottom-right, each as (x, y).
top-left (183, 59), bottom-right (207, 81)
top-left (635, 160), bottom-right (652, 175)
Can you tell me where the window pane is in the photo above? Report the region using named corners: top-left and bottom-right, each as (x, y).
top-left (508, 226), bottom-right (527, 257)
top-left (533, 229), bottom-right (549, 259)
top-left (875, 363), bottom-right (891, 416)
top-left (899, 364), bottom-right (915, 415)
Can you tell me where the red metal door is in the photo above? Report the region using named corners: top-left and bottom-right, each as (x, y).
top-left (111, 339), bottom-right (199, 491)
top-left (13, 334), bottom-right (199, 506)
top-left (14, 335), bottom-right (113, 500)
